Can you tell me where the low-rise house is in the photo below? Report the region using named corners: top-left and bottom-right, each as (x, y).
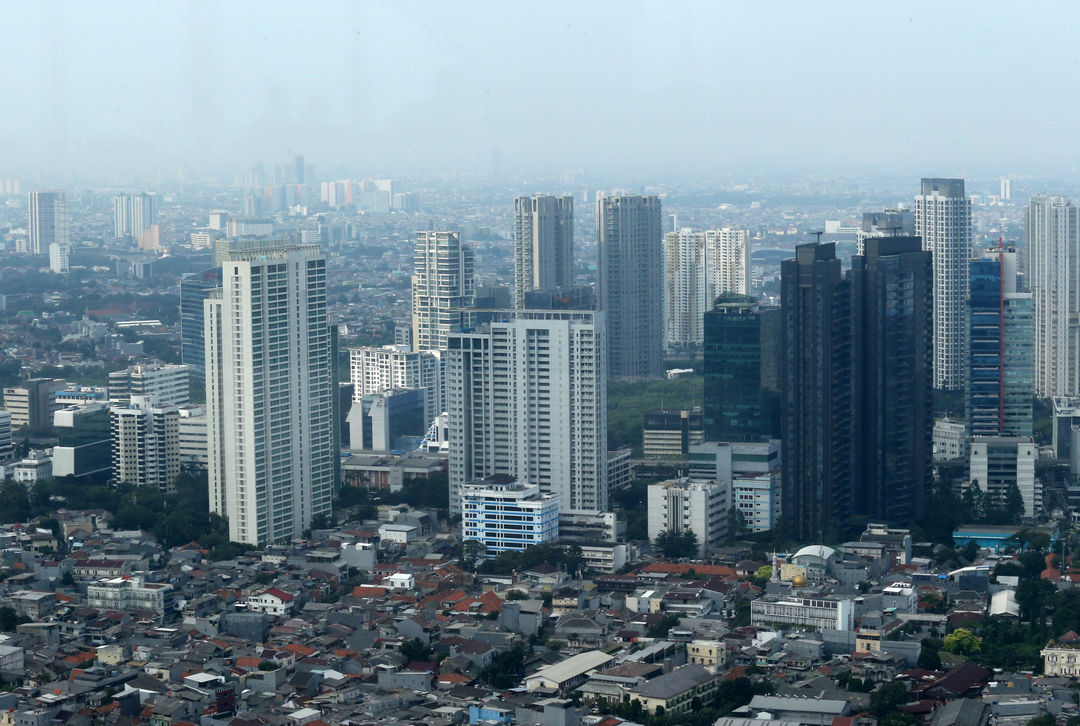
top-left (246, 588), bottom-right (296, 617)
top-left (525, 650), bottom-right (614, 693)
top-left (1042, 630), bottom-right (1080, 676)
top-left (630, 663), bottom-right (720, 715)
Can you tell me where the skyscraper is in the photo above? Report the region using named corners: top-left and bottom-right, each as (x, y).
top-left (915, 178), bottom-right (971, 391)
top-left (702, 294), bottom-right (779, 442)
top-left (597, 194), bottom-right (663, 377)
top-left (968, 249), bottom-right (1034, 438)
top-left (446, 310), bottom-right (607, 516)
top-left (663, 228), bottom-right (752, 349)
top-left (180, 268), bottom-right (222, 380)
top-left (110, 395), bottom-right (180, 492)
top-left (113, 192), bottom-right (158, 240)
top-left (513, 195), bottom-right (574, 308)
top-left (1027, 195), bottom-right (1080, 398)
top-left (28, 191), bottom-right (68, 255)
top-left (781, 242), bottom-right (851, 542)
top-left (850, 237), bottom-right (933, 522)
top-left (205, 238), bottom-right (334, 545)
top-left (411, 231), bottom-right (475, 351)
top-left (349, 345), bottom-right (445, 425)
top-left (857, 209), bottom-right (914, 254)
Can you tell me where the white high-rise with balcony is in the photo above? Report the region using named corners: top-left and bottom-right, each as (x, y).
top-left (348, 345), bottom-right (445, 424)
top-left (915, 178), bottom-right (971, 391)
top-left (447, 310), bottom-right (607, 515)
top-left (205, 238), bottom-right (334, 545)
top-left (1027, 195), bottom-right (1080, 398)
top-left (514, 195), bottom-right (574, 308)
top-left (662, 228), bottom-right (750, 348)
top-left (110, 395), bottom-right (180, 492)
top-left (411, 231), bottom-right (475, 351)
top-left (28, 191), bottom-right (68, 255)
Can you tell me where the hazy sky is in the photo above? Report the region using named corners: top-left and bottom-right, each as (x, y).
top-left (4, 1), bottom-right (1080, 181)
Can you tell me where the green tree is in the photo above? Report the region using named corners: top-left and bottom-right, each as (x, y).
top-left (869, 681), bottom-right (910, 717)
top-left (1026, 716), bottom-right (1055, 726)
top-left (943, 628), bottom-right (981, 655)
top-left (917, 644), bottom-right (941, 670)
top-left (400, 638), bottom-right (431, 663)
top-left (460, 540), bottom-right (486, 572)
top-left (654, 529), bottom-right (699, 559)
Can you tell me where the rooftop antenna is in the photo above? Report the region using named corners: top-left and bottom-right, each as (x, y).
top-left (811, 230), bottom-right (823, 244)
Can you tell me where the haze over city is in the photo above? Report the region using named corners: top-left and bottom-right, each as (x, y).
top-left (6, 1), bottom-right (1080, 180)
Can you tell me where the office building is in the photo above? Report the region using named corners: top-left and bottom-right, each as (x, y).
top-left (346, 389), bottom-right (427, 451)
top-left (933, 419), bottom-right (968, 462)
top-left (460, 476), bottom-right (560, 557)
top-left (2, 378), bottom-right (62, 431)
top-left (915, 178), bottom-right (971, 391)
top-left (969, 437), bottom-right (1038, 518)
top-left (112, 192), bottom-right (158, 240)
top-left (1053, 397), bottom-right (1080, 465)
top-left (703, 294), bottom-right (780, 442)
top-left (732, 474), bottom-right (782, 533)
top-left (597, 194), bottom-right (663, 378)
top-left (28, 191), bottom-right (68, 256)
top-left (751, 595), bottom-right (854, 631)
top-left (688, 440), bottom-right (782, 482)
top-left (0, 409), bottom-right (11, 461)
top-left (447, 310), bottom-right (607, 515)
top-left (349, 345), bottom-right (445, 425)
top-left (968, 250), bottom-right (1034, 438)
top-left (1027, 195), bottom-right (1080, 398)
top-left (647, 477), bottom-right (729, 556)
top-left (642, 408), bottom-right (704, 457)
top-left (205, 238), bottom-right (335, 545)
top-left (108, 364), bottom-right (189, 407)
top-left (52, 403), bottom-right (112, 483)
top-left (49, 243), bottom-right (70, 274)
top-left (180, 268), bottom-right (222, 380)
top-left (781, 242), bottom-right (852, 542)
top-left (857, 209), bottom-right (914, 254)
top-left (411, 231), bottom-right (475, 351)
top-left (110, 396), bottom-right (180, 492)
top-left (850, 236), bottom-right (933, 522)
top-left (513, 195), bottom-right (574, 308)
top-left (178, 406), bottom-right (208, 468)
top-left (87, 576), bottom-right (173, 617)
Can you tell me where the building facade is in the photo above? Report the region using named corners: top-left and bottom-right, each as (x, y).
top-left (447, 310), bottom-right (607, 515)
top-left (348, 345), bottom-right (445, 425)
top-left (781, 242), bottom-right (852, 542)
top-left (597, 194), bottom-right (663, 378)
top-left (0, 409), bottom-right (11, 461)
top-left (49, 243), bottom-right (70, 274)
top-left (110, 396), bottom-right (180, 492)
top-left (112, 192), bottom-right (158, 240)
top-left (969, 437), bottom-right (1038, 519)
top-left (914, 178), bottom-right (971, 391)
top-left (205, 239), bottom-right (335, 545)
top-left (513, 195), bottom-right (574, 308)
top-left (180, 267), bottom-right (222, 380)
top-left (411, 231), bottom-right (475, 351)
top-left (2, 378), bottom-right (61, 431)
top-left (1027, 195), bottom-right (1080, 398)
top-left (28, 191), bottom-right (68, 255)
top-left (750, 596), bottom-right (854, 631)
top-left (460, 476), bottom-right (560, 556)
top-left (108, 364), bottom-right (190, 408)
top-left (703, 294), bottom-right (780, 442)
top-left (732, 474), bottom-right (782, 533)
top-left (647, 477), bottom-right (730, 556)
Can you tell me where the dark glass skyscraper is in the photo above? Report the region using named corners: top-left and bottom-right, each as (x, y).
top-left (703, 293), bottom-right (779, 442)
top-left (850, 237), bottom-right (933, 523)
top-left (781, 242), bottom-right (852, 542)
top-left (180, 267), bottom-right (222, 380)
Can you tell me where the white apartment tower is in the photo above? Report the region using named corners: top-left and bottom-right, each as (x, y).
top-left (447, 310), bottom-right (607, 515)
top-left (113, 192), bottom-right (158, 240)
top-left (647, 477), bottom-right (730, 556)
top-left (411, 231), bottom-right (475, 351)
top-left (108, 363), bottom-right (190, 408)
top-left (513, 195), bottom-right (574, 308)
top-left (915, 178), bottom-right (972, 391)
top-left (28, 191), bottom-right (68, 255)
top-left (110, 395), bottom-right (180, 491)
top-left (349, 345), bottom-right (445, 424)
top-left (49, 243), bottom-right (70, 274)
top-left (598, 194), bottom-right (664, 378)
top-left (1027, 195), bottom-right (1080, 398)
top-left (662, 228), bottom-right (750, 348)
top-left (205, 238), bottom-right (334, 545)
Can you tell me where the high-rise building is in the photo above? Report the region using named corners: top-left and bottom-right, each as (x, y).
top-left (346, 389), bottom-right (427, 451)
top-left (53, 403), bottom-right (112, 483)
top-left (113, 192), bottom-right (158, 240)
top-left (857, 209), bottom-right (915, 254)
top-left (0, 409), bottom-right (12, 461)
top-left (915, 178), bottom-right (971, 391)
top-left (411, 231), bottom-right (475, 351)
top-left (108, 364), bottom-right (189, 408)
top-left (2, 378), bottom-right (62, 431)
top-left (180, 268), bottom-right (222, 380)
top-left (349, 345), bottom-right (445, 425)
top-left (49, 243), bottom-right (70, 273)
top-left (205, 238), bottom-right (334, 545)
top-left (446, 310), bottom-right (607, 515)
top-left (178, 406), bottom-right (208, 469)
top-left (705, 228), bottom-right (751, 300)
top-left (647, 477), bottom-right (730, 557)
top-left (1027, 195), bottom-right (1080, 398)
top-left (1001, 178), bottom-right (1012, 201)
top-left (461, 476), bottom-right (560, 556)
top-left (110, 396), bottom-right (180, 492)
top-left (513, 195), bottom-right (574, 308)
top-left (597, 194), bottom-right (663, 378)
top-left (702, 294), bottom-right (780, 442)
top-left (968, 249), bottom-right (1034, 438)
top-left (850, 236), bottom-right (933, 522)
top-left (28, 191), bottom-right (68, 255)
top-left (662, 229), bottom-right (707, 348)
top-left (969, 437), bottom-right (1038, 518)
top-left (781, 242), bottom-right (852, 542)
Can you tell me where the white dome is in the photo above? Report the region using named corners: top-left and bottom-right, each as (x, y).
top-left (792, 544), bottom-right (836, 561)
